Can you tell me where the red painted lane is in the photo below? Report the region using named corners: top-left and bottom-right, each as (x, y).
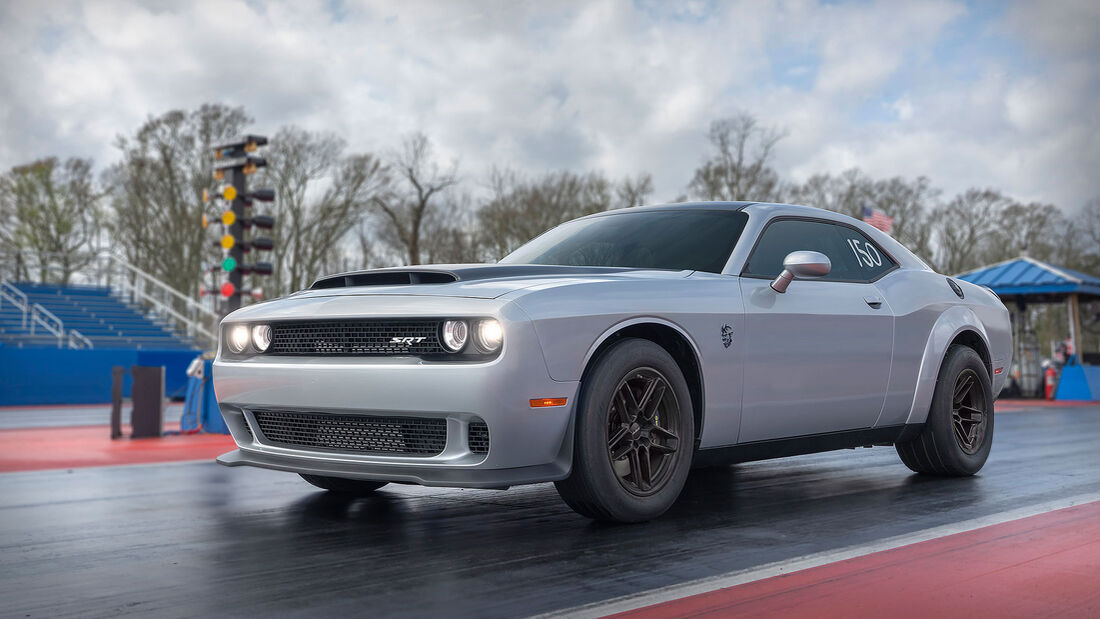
top-left (996, 399), bottom-right (1097, 408)
top-left (0, 402), bottom-right (112, 411)
top-left (610, 501), bottom-right (1100, 619)
top-left (0, 425), bottom-right (235, 472)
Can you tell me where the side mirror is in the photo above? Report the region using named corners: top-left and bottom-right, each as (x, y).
top-left (770, 251), bottom-right (831, 293)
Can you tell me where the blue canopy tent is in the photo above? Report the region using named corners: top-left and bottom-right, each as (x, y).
top-left (957, 256), bottom-right (1100, 400)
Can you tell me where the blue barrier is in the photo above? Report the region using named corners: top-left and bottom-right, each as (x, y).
top-left (0, 347), bottom-right (199, 406)
top-left (1054, 357), bottom-right (1098, 401)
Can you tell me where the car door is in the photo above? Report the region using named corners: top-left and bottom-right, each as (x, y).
top-left (737, 217), bottom-right (897, 443)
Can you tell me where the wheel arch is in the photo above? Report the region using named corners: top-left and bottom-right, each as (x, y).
top-left (579, 319), bottom-right (705, 446)
top-left (950, 329), bottom-right (992, 377)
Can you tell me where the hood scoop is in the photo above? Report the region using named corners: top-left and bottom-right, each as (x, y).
top-left (312, 270), bottom-right (457, 289)
top-left (310, 264), bottom-right (643, 290)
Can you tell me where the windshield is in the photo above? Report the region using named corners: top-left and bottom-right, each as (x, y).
top-left (500, 209), bottom-right (749, 273)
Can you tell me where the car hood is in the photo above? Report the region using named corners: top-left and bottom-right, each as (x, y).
top-left (283, 264), bottom-right (693, 300)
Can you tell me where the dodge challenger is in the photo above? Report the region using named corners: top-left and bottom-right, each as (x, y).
top-left (214, 201), bottom-right (1012, 522)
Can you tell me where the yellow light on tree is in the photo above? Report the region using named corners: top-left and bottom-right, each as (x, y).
top-left (221, 210), bottom-right (236, 226)
top-left (221, 234), bottom-right (235, 249)
top-left (222, 186), bottom-right (237, 201)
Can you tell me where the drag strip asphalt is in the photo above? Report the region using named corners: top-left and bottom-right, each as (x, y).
top-left (1, 403), bottom-right (1097, 618)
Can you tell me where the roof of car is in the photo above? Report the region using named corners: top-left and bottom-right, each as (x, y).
top-left (586, 201), bottom-right (838, 217)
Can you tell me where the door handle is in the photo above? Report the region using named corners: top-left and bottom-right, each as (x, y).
top-left (864, 295), bottom-right (884, 309)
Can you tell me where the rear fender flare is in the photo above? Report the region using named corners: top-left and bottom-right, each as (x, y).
top-left (906, 306), bottom-right (991, 425)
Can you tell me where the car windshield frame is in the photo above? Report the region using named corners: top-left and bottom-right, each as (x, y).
top-left (499, 208), bottom-right (749, 274)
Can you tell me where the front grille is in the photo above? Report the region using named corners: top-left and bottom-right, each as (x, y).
top-left (251, 410), bottom-right (447, 456)
top-left (269, 319), bottom-right (444, 356)
top-left (468, 421), bottom-right (490, 454)
top-left (241, 417), bottom-right (254, 441)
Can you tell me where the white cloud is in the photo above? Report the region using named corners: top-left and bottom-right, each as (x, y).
top-left (0, 0), bottom-right (1096, 211)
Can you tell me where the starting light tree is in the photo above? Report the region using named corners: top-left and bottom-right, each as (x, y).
top-left (207, 135), bottom-right (277, 314)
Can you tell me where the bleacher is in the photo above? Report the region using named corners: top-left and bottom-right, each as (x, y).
top-left (0, 282), bottom-right (199, 350)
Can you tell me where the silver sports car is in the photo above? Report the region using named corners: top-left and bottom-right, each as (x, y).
top-left (214, 201), bottom-right (1012, 522)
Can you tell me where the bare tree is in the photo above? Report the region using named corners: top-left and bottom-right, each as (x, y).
top-left (868, 176), bottom-right (939, 266)
top-left (985, 201), bottom-right (1062, 264)
top-left (418, 195), bottom-right (485, 264)
top-left (787, 168), bottom-right (874, 218)
top-left (618, 173), bottom-right (655, 207)
top-left (476, 169), bottom-right (650, 260)
top-left (932, 189), bottom-right (1009, 275)
top-left (687, 114), bottom-right (785, 202)
top-left (256, 127), bottom-right (389, 294)
top-left (368, 133), bottom-right (458, 266)
top-left (106, 104), bottom-right (251, 298)
top-left (0, 157), bottom-right (103, 283)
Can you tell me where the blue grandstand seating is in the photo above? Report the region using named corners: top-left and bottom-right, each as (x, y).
top-left (0, 282), bottom-right (200, 351)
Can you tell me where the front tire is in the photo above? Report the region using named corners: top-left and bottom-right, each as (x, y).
top-left (299, 474), bottom-right (388, 495)
top-left (896, 345), bottom-right (994, 476)
top-left (555, 338), bottom-right (695, 523)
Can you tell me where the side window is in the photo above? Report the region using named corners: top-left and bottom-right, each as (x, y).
top-left (831, 224), bottom-right (896, 281)
top-left (744, 219), bottom-right (896, 282)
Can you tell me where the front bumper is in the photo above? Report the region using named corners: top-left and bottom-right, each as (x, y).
top-left (212, 301), bottom-right (580, 489)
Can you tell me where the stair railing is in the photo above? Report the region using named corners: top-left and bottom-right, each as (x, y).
top-left (0, 280), bottom-right (30, 328)
top-left (29, 303), bottom-right (65, 348)
top-left (110, 274), bottom-right (217, 347)
top-left (2, 279), bottom-right (94, 349)
top-left (68, 329), bottom-right (93, 350)
top-left (99, 255), bottom-right (218, 348)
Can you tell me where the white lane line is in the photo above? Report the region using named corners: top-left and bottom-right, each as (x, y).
top-left (535, 491), bottom-right (1100, 619)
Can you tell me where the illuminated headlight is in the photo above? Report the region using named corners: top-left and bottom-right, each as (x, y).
top-left (251, 324), bottom-right (272, 352)
top-left (441, 320), bottom-right (468, 352)
top-left (227, 324), bottom-right (250, 354)
top-left (474, 319), bottom-right (503, 353)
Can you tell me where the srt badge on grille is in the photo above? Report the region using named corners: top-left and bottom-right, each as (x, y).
top-left (391, 336), bottom-right (427, 345)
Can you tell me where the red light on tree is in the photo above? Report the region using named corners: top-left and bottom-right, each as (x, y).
top-left (220, 282), bottom-right (236, 298)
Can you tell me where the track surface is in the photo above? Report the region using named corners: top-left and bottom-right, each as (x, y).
top-left (1, 404), bottom-right (1097, 617)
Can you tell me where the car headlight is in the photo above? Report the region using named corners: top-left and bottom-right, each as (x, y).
top-left (251, 324), bottom-right (272, 352)
top-left (441, 320), bottom-right (469, 352)
top-left (474, 319), bottom-right (503, 353)
top-left (227, 324), bottom-right (250, 354)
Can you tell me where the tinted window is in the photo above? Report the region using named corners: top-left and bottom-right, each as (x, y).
top-left (501, 210), bottom-right (749, 273)
top-left (744, 219), bottom-right (896, 282)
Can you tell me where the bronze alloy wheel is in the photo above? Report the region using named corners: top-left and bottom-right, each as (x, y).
top-left (606, 367), bottom-right (682, 497)
top-left (951, 368), bottom-right (988, 455)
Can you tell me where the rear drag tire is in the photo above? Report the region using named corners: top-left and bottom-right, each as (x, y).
top-left (896, 345), bottom-right (994, 476)
top-left (300, 474), bottom-right (388, 495)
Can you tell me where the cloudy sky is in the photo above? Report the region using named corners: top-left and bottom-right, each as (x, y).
top-left (1, 0), bottom-right (1097, 210)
